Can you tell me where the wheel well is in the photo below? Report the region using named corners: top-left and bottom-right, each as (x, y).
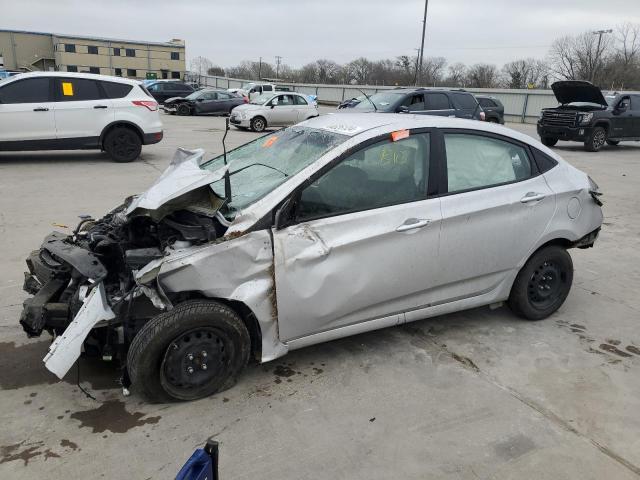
top-left (100, 122), bottom-right (144, 148)
top-left (593, 121), bottom-right (609, 133)
top-left (252, 115), bottom-right (267, 125)
top-left (168, 291), bottom-right (262, 362)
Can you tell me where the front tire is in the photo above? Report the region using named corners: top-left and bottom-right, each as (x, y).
top-left (585, 126), bottom-right (606, 152)
top-left (177, 104), bottom-right (191, 116)
top-left (103, 127), bottom-right (142, 163)
top-left (128, 300), bottom-right (250, 402)
top-left (508, 245), bottom-right (573, 321)
top-left (250, 116), bottom-right (267, 132)
top-left (541, 137), bottom-right (558, 147)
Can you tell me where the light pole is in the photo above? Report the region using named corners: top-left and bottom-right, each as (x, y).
top-left (417, 0), bottom-right (429, 86)
top-left (591, 29), bottom-right (612, 83)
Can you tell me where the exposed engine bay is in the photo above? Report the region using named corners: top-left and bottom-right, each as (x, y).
top-left (20, 195), bottom-right (232, 365)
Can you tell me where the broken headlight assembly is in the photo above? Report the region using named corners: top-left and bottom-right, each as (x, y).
top-left (588, 175), bottom-right (603, 206)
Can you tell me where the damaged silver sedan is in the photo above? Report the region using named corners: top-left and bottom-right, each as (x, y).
top-left (19, 114), bottom-right (603, 402)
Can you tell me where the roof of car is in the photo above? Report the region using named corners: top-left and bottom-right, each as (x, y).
top-left (6, 71), bottom-right (141, 86)
top-left (304, 112), bottom-right (534, 144)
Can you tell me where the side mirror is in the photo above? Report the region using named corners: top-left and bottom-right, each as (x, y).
top-left (397, 105), bottom-right (410, 114)
top-left (616, 102), bottom-right (628, 112)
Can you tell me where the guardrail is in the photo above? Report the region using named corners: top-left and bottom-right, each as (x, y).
top-left (193, 74), bottom-right (560, 124)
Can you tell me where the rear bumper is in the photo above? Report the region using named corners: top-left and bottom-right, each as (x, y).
top-left (143, 131), bottom-right (163, 145)
top-left (537, 123), bottom-right (593, 141)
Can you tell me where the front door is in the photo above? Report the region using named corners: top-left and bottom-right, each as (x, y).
top-left (0, 76), bottom-right (56, 143)
top-left (273, 131), bottom-right (441, 341)
top-left (435, 131), bottom-right (555, 303)
top-left (610, 96), bottom-right (634, 138)
top-left (52, 77), bottom-right (113, 141)
top-left (268, 94), bottom-right (297, 125)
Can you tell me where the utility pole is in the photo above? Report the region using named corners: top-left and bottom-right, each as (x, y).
top-left (275, 55), bottom-right (282, 80)
top-left (258, 56), bottom-right (262, 80)
top-left (417, 0), bottom-right (429, 86)
top-left (591, 29), bottom-right (612, 83)
top-left (413, 48), bottom-right (421, 86)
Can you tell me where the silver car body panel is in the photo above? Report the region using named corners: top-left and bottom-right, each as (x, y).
top-left (62, 114), bottom-right (601, 365)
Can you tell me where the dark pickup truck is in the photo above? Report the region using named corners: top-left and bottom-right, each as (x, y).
top-left (537, 80), bottom-right (640, 152)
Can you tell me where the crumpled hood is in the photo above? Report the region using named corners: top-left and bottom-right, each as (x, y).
top-left (126, 148), bottom-right (228, 215)
top-left (164, 96), bottom-right (189, 104)
top-left (551, 80), bottom-right (608, 107)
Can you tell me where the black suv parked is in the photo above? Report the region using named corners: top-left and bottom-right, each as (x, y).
top-left (349, 88), bottom-right (484, 120)
top-left (538, 80), bottom-right (640, 152)
top-left (476, 95), bottom-right (505, 124)
top-left (145, 81), bottom-right (195, 104)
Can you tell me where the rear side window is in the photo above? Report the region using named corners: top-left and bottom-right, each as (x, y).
top-left (445, 133), bottom-right (532, 193)
top-left (101, 81), bottom-right (133, 99)
top-left (425, 93), bottom-right (450, 110)
top-left (55, 78), bottom-right (102, 101)
top-left (478, 98), bottom-right (496, 108)
top-left (0, 78), bottom-right (51, 103)
top-left (450, 92), bottom-right (478, 110)
top-left (631, 95), bottom-right (640, 110)
top-left (294, 95), bottom-right (308, 105)
top-left (263, 85), bottom-right (273, 92)
top-left (532, 148), bottom-right (559, 173)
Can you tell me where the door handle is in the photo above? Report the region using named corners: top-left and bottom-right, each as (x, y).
top-left (396, 218), bottom-right (430, 232)
top-left (33, 107), bottom-right (49, 112)
top-left (93, 105), bottom-right (108, 109)
top-left (520, 192), bottom-right (546, 203)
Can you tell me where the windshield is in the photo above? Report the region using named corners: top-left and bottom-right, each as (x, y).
top-left (250, 94), bottom-right (273, 105)
top-left (185, 90), bottom-right (206, 100)
top-left (605, 96), bottom-right (617, 106)
top-left (352, 92), bottom-right (403, 112)
top-left (202, 127), bottom-right (349, 220)
top-left (241, 83), bottom-right (255, 90)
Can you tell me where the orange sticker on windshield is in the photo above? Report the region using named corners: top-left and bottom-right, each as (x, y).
top-left (262, 136), bottom-right (279, 148)
top-left (391, 130), bottom-right (409, 142)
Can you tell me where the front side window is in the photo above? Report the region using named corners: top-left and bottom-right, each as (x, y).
top-left (445, 133), bottom-right (532, 193)
top-left (425, 93), bottom-right (451, 110)
top-left (0, 78), bottom-right (51, 104)
top-left (55, 78), bottom-right (102, 101)
top-left (402, 94), bottom-right (425, 111)
top-left (274, 94), bottom-right (295, 106)
top-left (217, 92), bottom-right (231, 100)
top-left (298, 133), bottom-right (430, 221)
top-left (203, 127), bottom-right (349, 220)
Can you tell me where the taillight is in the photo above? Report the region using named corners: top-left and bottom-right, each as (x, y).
top-left (243, 96), bottom-right (249, 103)
top-left (132, 100), bottom-right (158, 111)
top-left (480, 111), bottom-right (486, 121)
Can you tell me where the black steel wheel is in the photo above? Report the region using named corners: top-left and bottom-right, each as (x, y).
top-left (508, 245), bottom-right (573, 320)
top-left (128, 300), bottom-right (250, 402)
top-left (177, 103), bottom-right (191, 116)
top-left (103, 127), bottom-right (142, 163)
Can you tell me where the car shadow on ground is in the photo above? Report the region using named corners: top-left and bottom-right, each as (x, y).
top-left (0, 151), bottom-right (163, 165)
top-left (553, 143), bottom-right (640, 152)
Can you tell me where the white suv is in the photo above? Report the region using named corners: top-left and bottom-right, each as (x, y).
top-left (0, 72), bottom-right (163, 162)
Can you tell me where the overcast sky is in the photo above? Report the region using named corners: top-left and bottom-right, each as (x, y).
top-left (3, 0), bottom-right (640, 68)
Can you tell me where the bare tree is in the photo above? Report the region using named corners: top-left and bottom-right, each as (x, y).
top-left (190, 56), bottom-right (213, 80)
top-left (348, 57), bottom-right (373, 84)
top-left (548, 31), bottom-right (612, 84)
top-left (502, 58), bottom-right (549, 88)
top-left (445, 63), bottom-right (467, 87)
top-left (206, 65), bottom-right (225, 76)
top-left (421, 56), bottom-right (447, 86)
top-left (467, 64), bottom-right (499, 88)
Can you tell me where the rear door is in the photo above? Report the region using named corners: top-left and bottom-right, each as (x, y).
top-left (436, 130), bottom-right (555, 302)
top-left (194, 91), bottom-right (218, 113)
top-left (53, 77), bottom-right (113, 142)
top-left (0, 76), bottom-right (56, 143)
top-left (273, 131), bottom-right (441, 341)
top-left (630, 95), bottom-right (640, 137)
top-left (450, 92), bottom-right (481, 119)
top-left (423, 92), bottom-right (456, 117)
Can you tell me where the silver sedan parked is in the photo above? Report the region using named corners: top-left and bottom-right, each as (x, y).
top-left (19, 114), bottom-right (603, 402)
top-left (229, 92), bottom-right (319, 132)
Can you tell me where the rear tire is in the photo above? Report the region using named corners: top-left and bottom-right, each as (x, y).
top-left (128, 300), bottom-right (250, 402)
top-left (508, 245), bottom-right (573, 321)
top-left (103, 127), bottom-right (142, 163)
top-left (541, 137), bottom-right (558, 147)
top-left (250, 116), bottom-right (267, 132)
top-left (584, 126), bottom-right (606, 152)
top-left (177, 104), bottom-right (191, 116)
top-left (606, 139), bottom-right (620, 146)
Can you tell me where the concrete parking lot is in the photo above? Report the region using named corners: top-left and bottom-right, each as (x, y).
top-left (1, 111), bottom-right (639, 479)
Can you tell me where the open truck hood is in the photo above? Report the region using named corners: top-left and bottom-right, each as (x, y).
top-left (551, 80), bottom-right (608, 107)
